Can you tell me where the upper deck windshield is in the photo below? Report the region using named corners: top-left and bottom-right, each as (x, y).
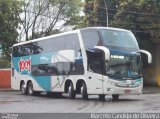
top-left (100, 29), bottom-right (139, 51)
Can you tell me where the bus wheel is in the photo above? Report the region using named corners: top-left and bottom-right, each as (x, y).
top-left (68, 83), bottom-right (76, 99)
top-left (20, 82), bottom-right (28, 95)
top-left (28, 82), bottom-right (34, 96)
top-left (99, 94), bottom-right (105, 101)
top-left (112, 94), bottom-right (119, 101)
top-left (81, 82), bottom-right (88, 100)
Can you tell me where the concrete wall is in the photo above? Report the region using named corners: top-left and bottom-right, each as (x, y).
top-left (155, 44), bottom-right (160, 86)
top-left (0, 69), bottom-right (11, 89)
top-left (143, 43), bottom-right (160, 87)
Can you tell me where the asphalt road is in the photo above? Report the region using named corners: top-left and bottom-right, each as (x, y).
top-left (1, 90), bottom-right (160, 119)
top-left (0, 90), bottom-right (160, 114)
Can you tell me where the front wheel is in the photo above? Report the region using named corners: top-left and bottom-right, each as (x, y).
top-left (81, 82), bottom-right (88, 100)
top-left (112, 94), bottom-right (119, 101)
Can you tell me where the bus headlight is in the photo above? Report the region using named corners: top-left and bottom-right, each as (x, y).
top-left (107, 80), bottom-right (118, 86)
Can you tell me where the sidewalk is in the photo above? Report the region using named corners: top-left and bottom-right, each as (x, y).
top-left (143, 87), bottom-right (160, 94)
top-left (0, 88), bottom-right (17, 91)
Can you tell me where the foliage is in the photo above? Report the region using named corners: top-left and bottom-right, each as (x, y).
top-left (83, 0), bottom-right (118, 27)
top-left (111, 0), bottom-right (160, 50)
top-left (0, 0), bottom-right (21, 58)
top-left (16, 0), bottom-right (81, 41)
top-left (83, 0), bottom-right (160, 51)
top-left (0, 59), bottom-right (10, 68)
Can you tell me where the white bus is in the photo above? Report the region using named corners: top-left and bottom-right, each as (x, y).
top-left (11, 27), bottom-right (152, 100)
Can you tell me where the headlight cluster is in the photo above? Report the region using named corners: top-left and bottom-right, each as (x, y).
top-left (107, 78), bottom-right (143, 87)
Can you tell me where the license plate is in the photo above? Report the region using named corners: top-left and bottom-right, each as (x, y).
top-left (124, 89), bottom-right (131, 93)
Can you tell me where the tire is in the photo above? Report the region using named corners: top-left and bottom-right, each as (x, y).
top-left (99, 94), bottom-right (105, 101)
top-left (20, 82), bottom-right (28, 95)
top-left (68, 82), bottom-right (76, 99)
top-left (81, 82), bottom-right (88, 100)
top-left (27, 82), bottom-right (35, 96)
top-left (112, 94), bottom-right (119, 101)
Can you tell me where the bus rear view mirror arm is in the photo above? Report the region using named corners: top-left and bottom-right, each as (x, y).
top-left (94, 46), bottom-right (110, 60)
top-left (139, 49), bottom-right (152, 64)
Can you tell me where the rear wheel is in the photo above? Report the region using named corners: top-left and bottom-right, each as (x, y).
top-left (68, 82), bottom-right (76, 99)
top-left (99, 94), bottom-right (105, 101)
top-left (81, 82), bottom-right (88, 100)
top-left (112, 94), bottom-right (119, 101)
top-left (20, 82), bottom-right (28, 95)
top-left (28, 82), bottom-right (34, 96)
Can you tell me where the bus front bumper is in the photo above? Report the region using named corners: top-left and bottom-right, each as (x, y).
top-left (104, 85), bottom-right (143, 95)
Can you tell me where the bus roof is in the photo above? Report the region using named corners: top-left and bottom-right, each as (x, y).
top-left (13, 29), bottom-right (80, 47)
top-left (80, 27), bottom-right (130, 32)
top-left (13, 27), bottom-right (131, 47)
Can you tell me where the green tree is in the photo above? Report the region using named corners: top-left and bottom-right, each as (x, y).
top-left (83, 0), bottom-right (118, 27)
top-left (0, 0), bottom-right (21, 59)
top-left (83, 0), bottom-right (160, 51)
top-left (111, 0), bottom-right (160, 50)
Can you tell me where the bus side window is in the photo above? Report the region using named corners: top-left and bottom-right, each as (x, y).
top-left (32, 42), bottom-right (42, 54)
top-left (18, 46), bottom-right (25, 56)
top-left (65, 34), bottom-right (84, 75)
top-left (52, 36), bottom-right (65, 52)
top-left (23, 43), bottom-right (32, 56)
top-left (81, 29), bottom-right (102, 49)
top-left (87, 50), bottom-right (103, 74)
top-left (13, 46), bottom-right (19, 57)
top-left (88, 60), bottom-right (102, 74)
top-left (41, 39), bottom-right (53, 53)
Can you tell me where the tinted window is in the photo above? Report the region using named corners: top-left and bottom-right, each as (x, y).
top-left (31, 64), bottom-right (58, 76)
top-left (12, 43), bottom-right (32, 57)
top-left (23, 43), bottom-right (32, 56)
top-left (12, 46), bottom-right (20, 57)
top-left (41, 39), bottom-right (53, 53)
top-left (65, 34), bottom-right (81, 57)
top-left (52, 36), bottom-right (65, 52)
top-left (81, 30), bottom-right (101, 49)
top-left (32, 42), bottom-right (43, 54)
top-left (87, 50), bottom-right (104, 74)
top-left (31, 33), bottom-right (84, 76)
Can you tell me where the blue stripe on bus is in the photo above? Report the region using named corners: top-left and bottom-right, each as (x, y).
top-left (31, 75), bottom-right (51, 91)
top-left (12, 53), bottom-right (55, 91)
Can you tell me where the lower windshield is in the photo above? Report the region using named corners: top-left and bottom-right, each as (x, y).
top-left (106, 55), bottom-right (142, 80)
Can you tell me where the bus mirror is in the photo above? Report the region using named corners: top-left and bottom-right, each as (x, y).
top-left (94, 46), bottom-right (110, 60)
top-left (139, 49), bottom-right (152, 64)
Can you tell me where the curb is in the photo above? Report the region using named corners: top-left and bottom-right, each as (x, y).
top-left (0, 89), bottom-right (18, 92)
top-left (143, 87), bottom-right (160, 94)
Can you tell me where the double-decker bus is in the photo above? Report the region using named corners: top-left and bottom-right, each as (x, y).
top-left (11, 27), bottom-right (152, 100)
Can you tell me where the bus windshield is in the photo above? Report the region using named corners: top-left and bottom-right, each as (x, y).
top-left (100, 29), bottom-right (139, 51)
top-left (106, 54), bottom-right (142, 80)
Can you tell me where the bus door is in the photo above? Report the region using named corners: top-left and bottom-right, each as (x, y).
top-left (86, 50), bottom-right (105, 94)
